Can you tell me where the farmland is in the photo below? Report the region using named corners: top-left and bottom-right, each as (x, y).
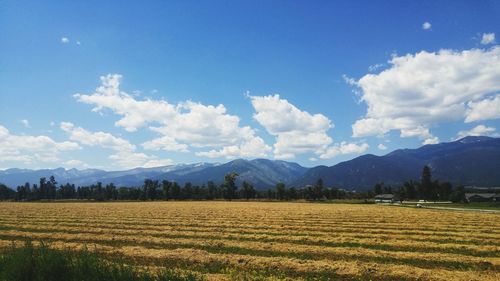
top-left (0, 202), bottom-right (499, 280)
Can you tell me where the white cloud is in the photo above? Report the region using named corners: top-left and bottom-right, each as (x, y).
top-left (0, 124), bottom-right (80, 165)
top-left (108, 151), bottom-right (173, 169)
top-left (61, 37), bottom-right (69, 44)
top-left (351, 47), bottom-right (500, 142)
top-left (75, 74), bottom-right (177, 132)
top-left (378, 143), bottom-right (387, 150)
top-left (60, 122), bottom-right (135, 151)
top-left (76, 41), bottom-right (81, 45)
top-left (368, 63), bottom-right (384, 72)
top-left (481, 33), bottom-right (495, 45)
top-left (196, 137), bottom-right (271, 159)
top-left (250, 94), bottom-right (333, 159)
top-left (64, 159), bottom-right (89, 169)
top-left (140, 158), bottom-right (173, 168)
top-left (319, 142), bottom-right (369, 159)
top-left (423, 137), bottom-right (439, 145)
top-left (60, 122), bottom-right (172, 169)
top-left (142, 136), bottom-right (189, 152)
top-left (422, 22), bottom-right (432, 30)
top-left (465, 95), bottom-right (500, 123)
top-left (251, 95), bottom-right (332, 135)
top-left (75, 74), bottom-right (270, 159)
top-left (20, 119), bottom-right (30, 128)
top-left (342, 74), bottom-right (357, 86)
top-left (456, 125), bottom-right (497, 139)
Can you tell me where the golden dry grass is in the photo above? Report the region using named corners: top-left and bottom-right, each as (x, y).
top-left (0, 201), bottom-right (498, 280)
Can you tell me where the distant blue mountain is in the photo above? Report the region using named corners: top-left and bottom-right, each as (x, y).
top-left (0, 159), bottom-right (308, 190)
top-left (1, 136), bottom-right (499, 190)
top-left (158, 159), bottom-right (308, 188)
top-left (292, 136), bottom-right (500, 190)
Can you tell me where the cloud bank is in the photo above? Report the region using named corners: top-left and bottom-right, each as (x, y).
top-left (351, 47), bottom-right (500, 144)
top-left (75, 74), bottom-right (271, 159)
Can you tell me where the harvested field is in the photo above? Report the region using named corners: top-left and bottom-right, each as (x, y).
top-left (0, 201), bottom-right (498, 280)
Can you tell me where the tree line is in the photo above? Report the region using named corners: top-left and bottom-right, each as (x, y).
top-left (372, 165), bottom-right (465, 202)
top-left (0, 165), bottom-right (468, 202)
top-left (0, 172), bottom-right (368, 201)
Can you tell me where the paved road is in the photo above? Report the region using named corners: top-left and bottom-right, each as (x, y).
top-left (420, 205), bottom-right (500, 213)
top-left (378, 203), bottom-right (500, 213)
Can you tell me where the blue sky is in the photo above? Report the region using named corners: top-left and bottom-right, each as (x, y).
top-left (1, 0), bottom-right (499, 170)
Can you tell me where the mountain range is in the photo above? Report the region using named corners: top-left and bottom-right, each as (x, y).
top-left (1, 136), bottom-right (499, 190)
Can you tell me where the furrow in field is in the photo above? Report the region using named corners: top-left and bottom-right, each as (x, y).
top-left (0, 238), bottom-right (498, 281)
top-left (3, 212), bottom-right (499, 233)
top-left (3, 221), bottom-right (500, 252)
top-left (0, 228), bottom-right (498, 270)
top-left (2, 216), bottom-right (498, 242)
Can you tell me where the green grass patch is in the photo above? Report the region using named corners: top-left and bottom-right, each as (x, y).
top-left (0, 240), bottom-right (203, 281)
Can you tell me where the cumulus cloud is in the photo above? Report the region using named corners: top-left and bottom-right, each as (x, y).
top-left (319, 142), bottom-right (369, 159)
top-left (142, 136), bottom-right (189, 152)
top-left (456, 125), bottom-right (497, 139)
top-left (481, 33), bottom-right (495, 45)
top-left (351, 47), bottom-right (500, 144)
top-left (60, 122), bottom-right (171, 169)
top-left (61, 37), bottom-right (69, 44)
top-left (422, 22), bottom-right (432, 30)
top-left (196, 137), bottom-right (271, 159)
top-left (250, 94), bottom-right (333, 159)
top-left (75, 74), bottom-right (177, 132)
top-left (465, 95), bottom-right (500, 123)
top-left (60, 122), bottom-right (135, 151)
top-left (423, 137), bottom-right (439, 145)
top-left (20, 119), bottom-right (30, 128)
top-left (75, 74), bottom-right (270, 159)
top-left (378, 143), bottom-right (387, 150)
top-left (0, 124), bottom-right (80, 165)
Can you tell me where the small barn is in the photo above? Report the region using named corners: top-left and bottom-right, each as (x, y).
top-left (465, 193), bottom-right (500, 203)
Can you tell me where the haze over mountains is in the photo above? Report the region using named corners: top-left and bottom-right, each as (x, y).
top-left (1, 136), bottom-right (499, 190)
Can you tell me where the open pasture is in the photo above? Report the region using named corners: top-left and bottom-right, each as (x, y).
top-left (0, 201), bottom-right (498, 280)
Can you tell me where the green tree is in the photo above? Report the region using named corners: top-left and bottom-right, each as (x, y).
top-left (0, 184), bottom-right (15, 200)
top-left (182, 182), bottom-right (193, 199)
top-left (48, 176), bottom-right (57, 199)
top-left (438, 182), bottom-right (453, 201)
top-left (420, 165), bottom-right (432, 200)
top-left (162, 180), bottom-right (171, 200)
top-left (403, 181), bottom-right (417, 200)
top-left (276, 182), bottom-right (286, 200)
top-left (171, 182), bottom-right (181, 200)
top-left (373, 183), bottom-right (383, 195)
top-left (313, 178), bottom-right (324, 200)
top-left (207, 181), bottom-right (217, 200)
top-left (450, 185), bottom-right (465, 203)
top-left (16, 182), bottom-right (31, 201)
top-left (241, 181), bottom-right (255, 200)
top-left (223, 172), bottom-right (239, 200)
top-left (39, 177), bottom-right (47, 199)
top-left (286, 187), bottom-right (298, 200)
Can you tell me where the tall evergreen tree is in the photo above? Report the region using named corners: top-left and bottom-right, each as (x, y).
top-left (313, 178), bottom-right (324, 200)
top-left (420, 165), bottom-right (432, 200)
